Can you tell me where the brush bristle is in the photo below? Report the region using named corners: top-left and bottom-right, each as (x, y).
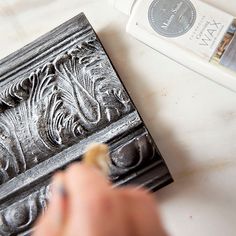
top-left (83, 143), bottom-right (110, 176)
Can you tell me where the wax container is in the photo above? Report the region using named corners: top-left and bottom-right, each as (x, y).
top-left (110, 0), bottom-right (236, 92)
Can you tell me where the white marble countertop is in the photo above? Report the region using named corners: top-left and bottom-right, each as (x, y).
top-left (0, 0), bottom-right (236, 235)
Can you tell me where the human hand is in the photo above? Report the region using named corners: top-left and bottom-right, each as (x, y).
top-left (33, 163), bottom-right (167, 236)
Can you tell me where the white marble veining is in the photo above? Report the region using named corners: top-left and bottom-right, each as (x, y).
top-left (0, 0), bottom-right (236, 235)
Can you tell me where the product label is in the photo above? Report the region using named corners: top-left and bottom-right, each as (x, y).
top-left (220, 29), bottom-right (236, 72)
top-left (148, 0), bottom-right (234, 60)
top-left (148, 0), bottom-right (196, 37)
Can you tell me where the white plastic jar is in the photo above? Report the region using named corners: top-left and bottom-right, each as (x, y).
top-left (110, 0), bottom-right (236, 92)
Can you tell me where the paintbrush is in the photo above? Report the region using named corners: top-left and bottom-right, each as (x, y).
top-left (52, 143), bottom-right (110, 198)
top-left (83, 143), bottom-right (110, 176)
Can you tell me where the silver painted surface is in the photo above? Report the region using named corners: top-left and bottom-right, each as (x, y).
top-left (0, 13), bottom-right (172, 235)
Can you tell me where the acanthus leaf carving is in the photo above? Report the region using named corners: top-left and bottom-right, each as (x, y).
top-left (0, 37), bottom-right (133, 184)
top-left (0, 14), bottom-right (172, 236)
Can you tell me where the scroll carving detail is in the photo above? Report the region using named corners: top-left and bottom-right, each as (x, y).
top-left (109, 134), bottom-right (155, 180)
top-left (0, 133), bottom-right (155, 235)
top-left (0, 13), bottom-right (172, 236)
top-left (0, 37), bottom-right (132, 184)
top-left (0, 186), bottom-right (50, 235)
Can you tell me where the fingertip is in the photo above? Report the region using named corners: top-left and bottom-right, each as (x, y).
top-left (45, 171), bottom-right (66, 227)
top-left (52, 171), bottom-right (64, 180)
top-left (66, 162), bottom-right (102, 175)
top-left (64, 163), bottom-right (111, 208)
top-left (66, 162), bottom-right (81, 173)
top-left (65, 162), bottom-right (109, 185)
top-left (51, 171), bottom-right (66, 197)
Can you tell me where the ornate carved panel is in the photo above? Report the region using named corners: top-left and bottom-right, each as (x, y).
top-left (0, 13), bottom-right (173, 235)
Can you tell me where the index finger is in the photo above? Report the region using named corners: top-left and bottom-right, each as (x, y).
top-left (63, 163), bottom-right (113, 235)
top-left (64, 163), bottom-right (111, 206)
